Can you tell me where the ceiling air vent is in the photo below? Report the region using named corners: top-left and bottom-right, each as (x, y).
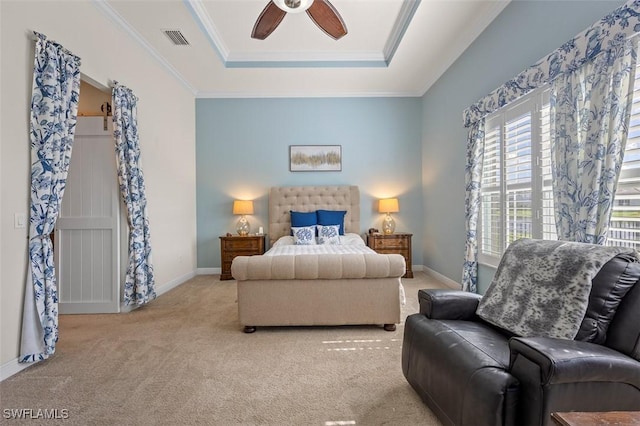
top-left (163, 30), bottom-right (190, 46)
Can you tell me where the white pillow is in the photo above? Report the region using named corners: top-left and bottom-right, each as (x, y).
top-left (291, 226), bottom-right (317, 245)
top-left (341, 233), bottom-right (366, 246)
top-left (272, 236), bottom-right (295, 247)
top-left (317, 224), bottom-right (340, 245)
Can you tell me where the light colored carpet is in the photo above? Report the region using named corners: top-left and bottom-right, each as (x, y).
top-left (1, 272), bottom-right (448, 426)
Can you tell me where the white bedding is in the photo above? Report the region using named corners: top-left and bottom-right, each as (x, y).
top-left (266, 233), bottom-right (374, 256)
top-left (265, 233), bottom-right (406, 304)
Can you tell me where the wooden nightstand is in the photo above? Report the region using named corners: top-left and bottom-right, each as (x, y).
top-left (551, 412), bottom-right (640, 426)
top-left (367, 232), bottom-right (413, 278)
top-left (219, 234), bottom-right (266, 280)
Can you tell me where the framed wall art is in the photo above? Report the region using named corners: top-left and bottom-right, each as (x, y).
top-left (289, 145), bottom-right (342, 172)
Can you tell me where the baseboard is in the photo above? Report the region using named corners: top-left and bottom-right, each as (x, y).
top-left (423, 266), bottom-right (462, 289)
top-left (1, 357), bottom-right (32, 382)
top-left (196, 267), bottom-right (220, 275)
top-left (120, 269), bottom-right (197, 312)
top-left (156, 270), bottom-right (197, 296)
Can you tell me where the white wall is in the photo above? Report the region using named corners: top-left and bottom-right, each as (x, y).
top-left (0, 0), bottom-right (197, 368)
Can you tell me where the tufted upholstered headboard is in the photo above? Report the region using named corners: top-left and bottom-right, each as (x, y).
top-left (268, 185), bottom-right (360, 246)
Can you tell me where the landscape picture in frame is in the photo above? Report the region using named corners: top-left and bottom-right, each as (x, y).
top-left (289, 145), bottom-right (342, 172)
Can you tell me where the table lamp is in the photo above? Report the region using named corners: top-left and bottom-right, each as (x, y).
top-left (233, 200), bottom-right (254, 236)
top-left (378, 198), bottom-right (399, 235)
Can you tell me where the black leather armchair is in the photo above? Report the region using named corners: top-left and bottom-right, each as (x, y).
top-left (402, 254), bottom-right (640, 426)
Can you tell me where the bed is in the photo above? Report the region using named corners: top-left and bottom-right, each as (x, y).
top-left (231, 185), bottom-right (406, 333)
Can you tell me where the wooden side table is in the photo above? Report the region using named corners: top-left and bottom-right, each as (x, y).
top-left (551, 411), bottom-right (640, 426)
top-left (367, 232), bottom-right (413, 278)
top-left (219, 234), bottom-right (266, 280)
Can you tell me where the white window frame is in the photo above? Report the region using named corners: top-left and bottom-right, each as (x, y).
top-left (479, 88), bottom-right (551, 267)
top-left (608, 64), bottom-right (640, 249)
top-left (479, 64), bottom-right (640, 266)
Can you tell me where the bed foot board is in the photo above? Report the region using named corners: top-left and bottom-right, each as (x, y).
top-left (383, 324), bottom-right (396, 331)
top-left (243, 326), bottom-right (257, 333)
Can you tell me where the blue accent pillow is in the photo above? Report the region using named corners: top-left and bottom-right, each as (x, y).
top-left (317, 210), bottom-right (347, 235)
top-left (317, 225), bottom-right (340, 245)
top-left (290, 210), bottom-right (317, 235)
top-left (292, 226), bottom-right (316, 245)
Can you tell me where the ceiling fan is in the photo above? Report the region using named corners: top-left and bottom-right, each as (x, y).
top-left (251, 0), bottom-right (348, 41)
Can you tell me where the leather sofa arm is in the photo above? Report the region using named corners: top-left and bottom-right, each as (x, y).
top-left (418, 289), bottom-right (482, 320)
top-left (509, 336), bottom-right (640, 387)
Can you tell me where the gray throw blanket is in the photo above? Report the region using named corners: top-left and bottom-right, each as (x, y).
top-left (476, 238), bottom-right (636, 339)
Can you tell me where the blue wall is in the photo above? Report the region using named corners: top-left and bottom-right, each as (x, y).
top-left (195, 1), bottom-right (625, 279)
top-left (196, 97), bottom-right (423, 268)
top-left (421, 0), bottom-right (625, 293)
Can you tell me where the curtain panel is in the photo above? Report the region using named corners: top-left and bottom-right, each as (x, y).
top-left (461, 0), bottom-right (640, 292)
top-left (463, 0), bottom-right (640, 129)
top-left (462, 119), bottom-right (485, 293)
top-left (20, 32), bottom-right (81, 362)
top-left (550, 38), bottom-right (637, 243)
top-left (112, 84), bottom-right (156, 306)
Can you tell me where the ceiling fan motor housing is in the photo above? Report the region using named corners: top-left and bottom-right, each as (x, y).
top-left (252, 0), bottom-right (346, 40)
top-left (274, 0), bottom-right (314, 13)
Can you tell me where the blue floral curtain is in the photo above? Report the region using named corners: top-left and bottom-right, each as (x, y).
top-left (20, 32), bottom-right (81, 362)
top-left (550, 37), bottom-right (637, 243)
top-left (461, 0), bottom-right (640, 292)
top-left (463, 0), bottom-right (640, 127)
top-left (112, 83), bottom-right (156, 305)
top-left (462, 119), bottom-right (484, 293)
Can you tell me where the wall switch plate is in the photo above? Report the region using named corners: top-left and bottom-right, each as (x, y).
top-left (14, 213), bottom-right (26, 229)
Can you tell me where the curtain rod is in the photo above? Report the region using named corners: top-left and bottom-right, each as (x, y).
top-left (111, 82), bottom-right (140, 101)
top-left (31, 30), bottom-right (81, 63)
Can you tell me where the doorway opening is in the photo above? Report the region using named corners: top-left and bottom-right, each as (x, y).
top-left (54, 76), bottom-right (127, 314)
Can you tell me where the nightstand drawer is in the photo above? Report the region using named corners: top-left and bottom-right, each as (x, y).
top-left (367, 233), bottom-right (413, 279)
top-left (222, 260), bottom-right (233, 273)
top-left (375, 248), bottom-right (409, 257)
top-left (222, 250), bottom-right (256, 261)
top-left (223, 238), bottom-right (261, 251)
top-left (371, 237), bottom-right (409, 249)
top-left (219, 235), bottom-right (266, 280)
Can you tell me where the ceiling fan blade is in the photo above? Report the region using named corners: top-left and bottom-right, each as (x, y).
top-left (251, 1), bottom-right (287, 40)
top-left (306, 0), bottom-right (347, 40)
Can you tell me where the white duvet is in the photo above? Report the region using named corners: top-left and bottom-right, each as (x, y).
top-left (265, 233), bottom-right (375, 256)
top-left (265, 233), bottom-right (406, 304)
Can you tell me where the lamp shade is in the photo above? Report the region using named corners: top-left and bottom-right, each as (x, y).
top-left (378, 198), bottom-right (399, 213)
top-left (273, 0), bottom-right (314, 13)
top-left (233, 200), bottom-right (254, 215)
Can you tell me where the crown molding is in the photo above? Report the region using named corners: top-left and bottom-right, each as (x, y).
top-left (225, 59), bottom-right (388, 69)
top-left (225, 49), bottom-right (386, 68)
top-left (183, 0), bottom-right (228, 62)
top-left (195, 89), bottom-right (424, 99)
top-left (185, 0), bottom-right (420, 69)
top-left (92, 0), bottom-right (197, 95)
top-left (383, 0), bottom-right (421, 65)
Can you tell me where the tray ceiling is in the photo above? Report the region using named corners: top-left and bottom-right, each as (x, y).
top-left (96, 0), bottom-right (510, 97)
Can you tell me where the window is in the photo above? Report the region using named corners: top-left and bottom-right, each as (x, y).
top-left (608, 66), bottom-right (640, 250)
top-left (480, 90), bottom-right (550, 266)
top-left (479, 66), bottom-right (640, 265)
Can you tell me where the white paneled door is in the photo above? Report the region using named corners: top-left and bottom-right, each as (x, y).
top-left (56, 117), bottom-right (121, 314)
